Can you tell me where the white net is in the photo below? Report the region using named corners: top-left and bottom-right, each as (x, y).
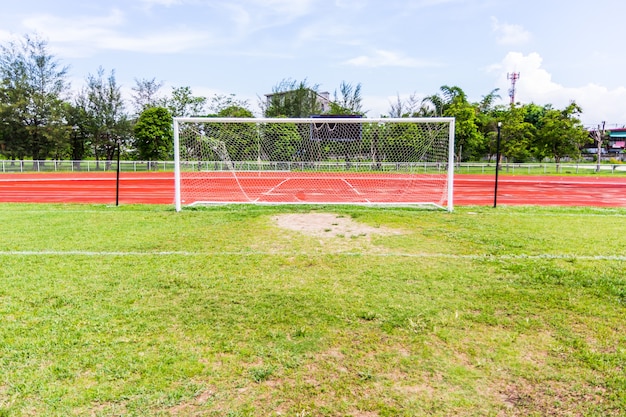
top-left (174, 117), bottom-right (455, 210)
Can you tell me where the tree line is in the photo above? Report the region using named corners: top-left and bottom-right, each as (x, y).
top-left (1, 34), bottom-right (594, 167)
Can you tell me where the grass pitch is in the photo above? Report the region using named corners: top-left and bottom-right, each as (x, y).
top-left (0, 203), bottom-right (624, 416)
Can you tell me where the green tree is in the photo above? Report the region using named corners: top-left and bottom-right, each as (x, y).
top-left (0, 34), bottom-right (70, 163)
top-left (535, 102), bottom-right (590, 163)
top-left (423, 85), bottom-right (483, 161)
top-left (63, 100), bottom-right (90, 169)
top-left (209, 93), bottom-right (250, 115)
top-left (163, 86), bottom-right (207, 117)
top-left (133, 106), bottom-right (173, 165)
top-left (499, 105), bottom-right (536, 163)
top-left (379, 123), bottom-right (427, 162)
top-left (131, 77), bottom-right (164, 115)
top-left (421, 85), bottom-right (466, 117)
top-left (84, 67), bottom-right (131, 167)
top-left (211, 105), bottom-right (256, 161)
top-left (446, 97), bottom-right (482, 162)
top-left (474, 89), bottom-right (502, 161)
top-left (329, 81), bottom-right (364, 115)
top-left (388, 93), bottom-right (433, 117)
top-left (260, 121), bottom-right (302, 161)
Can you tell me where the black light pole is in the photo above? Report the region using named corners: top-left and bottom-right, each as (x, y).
top-left (493, 122), bottom-right (502, 208)
top-left (115, 139), bottom-right (121, 206)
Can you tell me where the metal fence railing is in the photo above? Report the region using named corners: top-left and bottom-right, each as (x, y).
top-left (0, 160), bottom-right (176, 173)
top-left (1, 160), bottom-right (625, 175)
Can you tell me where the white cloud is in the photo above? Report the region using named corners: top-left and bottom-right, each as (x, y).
top-left (217, 0), bottom-right (317, 40)
top-left (22, 9), bottom-right (125, 44)
top-left (491, 17), bottom-right (531, 46)
top-left (343, 49), bottom-right (440, 68)
top-left (21, 9), bottom-right (211, 56)
top-left (489, 52), bottom-right (626, 126)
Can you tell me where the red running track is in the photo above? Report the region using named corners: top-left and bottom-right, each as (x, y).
top-left (0, 172), bottom-right (625, 207)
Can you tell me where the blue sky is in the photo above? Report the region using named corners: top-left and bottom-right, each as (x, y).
top-left (1, 0), bottom-right (624, 127)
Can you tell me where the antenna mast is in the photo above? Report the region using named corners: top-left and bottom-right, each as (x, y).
top-left (507, 72), bottom-right (520, 104)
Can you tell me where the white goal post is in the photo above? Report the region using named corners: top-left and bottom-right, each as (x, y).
top-left (173, 117), bottom-right (455, 211)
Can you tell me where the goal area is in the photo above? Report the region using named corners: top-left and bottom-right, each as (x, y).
top-left (173, 117), bottom-right (455, 211)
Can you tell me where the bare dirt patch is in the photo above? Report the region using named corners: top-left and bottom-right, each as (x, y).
top-left (272, 213), bottom-right (403, 238)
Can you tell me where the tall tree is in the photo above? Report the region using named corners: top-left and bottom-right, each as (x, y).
top-left (500, 104), bottom-right (536, 162)
top-left (422, 85), bottom-right (483, 161)
top-left (329, 81), bottom-right (364, 115)
top-left (421, 85), bottom-right (466, 116)
top-left (474, 89), bottom-right (502, 161)
top-left (162, 86), bottom-right (207, 117)
top-left (131, 77), bottom-right (164, 115)
top-left (535, 102), bottom-right (590, 163)
top-left (388, 93), bottom-right (433, 117)
top-left (64, 98), bottom-right (91, 169)
top-left (84, 67), bottom-right (131, 167)
top-left (0, 34), bottom-right (70, 163)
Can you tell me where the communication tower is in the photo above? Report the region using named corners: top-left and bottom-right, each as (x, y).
top-left (507, 72), bottom-right (520, 104)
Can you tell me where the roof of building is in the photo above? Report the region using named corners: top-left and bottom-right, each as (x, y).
top-left (609, 129), bottom-right (626, 138)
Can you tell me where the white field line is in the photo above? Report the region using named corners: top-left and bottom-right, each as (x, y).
top-left (262, 177), bottom-right (291, 195)
top-left (0, 250), bottom-right (624, 261)
top-left (341, 178), bottom-right (362, 195)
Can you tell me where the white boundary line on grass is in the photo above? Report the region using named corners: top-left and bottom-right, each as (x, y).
top-left (0, 250), bottom-right (625, 261)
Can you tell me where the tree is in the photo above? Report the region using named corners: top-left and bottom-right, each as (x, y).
top-left (499, 104), bottom-right (536, 163)
top-left (133, 106), bottom-right (173, 165)
top-left (208, 93), bottom-right (250, 115)
top-left (216, 106), bottom-right (253, 118)
top-left (422, 85), bottom-right (483, 161)
top-left (162, 86), bottom-right (206, 117)
top-left (388, 93), bottom-right (433, 117)
top-left (329, 81), bottom-right (364, 115)
top-left (421, 85), bottom-right (466, 116)
top-left (63, 99), bottom-right (91, 169)
top-left (260, 121), bottom-right (301, 161)
top-left (84, 67), bottom-right (131, 167)
top-left (535, 102), bottom-right (590, 163)
top-left (0, 34), bottom-right (70, 163)
top-left (473, 89), bottom-right (501, 161)
top-left (131, 77), bottom-right (164, 115)
top-left (211, 105), bottom-right (257, 161)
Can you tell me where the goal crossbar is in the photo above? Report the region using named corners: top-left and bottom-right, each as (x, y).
top-left (173, 117), bottom-right (455, 211)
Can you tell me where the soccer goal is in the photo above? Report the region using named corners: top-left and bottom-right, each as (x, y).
top-left (173, 117), bottom-right (455, 211)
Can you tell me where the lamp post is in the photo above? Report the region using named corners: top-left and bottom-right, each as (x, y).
top-left (115, 138), bottom-right (121, 206)
top-left (493, 121), bottom-right (502, 208)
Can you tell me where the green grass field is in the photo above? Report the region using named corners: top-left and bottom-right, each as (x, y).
top-left (0, 203), bottom-right (625, 416)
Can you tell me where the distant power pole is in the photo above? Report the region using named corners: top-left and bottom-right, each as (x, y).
top-left (507, 72), bottom-right (520, 105)
top-left (595, 121), bottom-right (606, 173)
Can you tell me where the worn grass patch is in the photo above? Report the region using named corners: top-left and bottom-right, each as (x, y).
top-left (0, 203), bottom-right (624, 416)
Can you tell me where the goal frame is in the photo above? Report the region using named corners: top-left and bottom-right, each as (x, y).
top-left (173, 117), bottom-right (455, 211)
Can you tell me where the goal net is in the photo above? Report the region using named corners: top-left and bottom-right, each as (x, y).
top-left (173, 117), bottom-right (455, 211)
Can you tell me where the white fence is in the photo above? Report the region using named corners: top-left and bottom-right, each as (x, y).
top-left (0, 160), bottom-right (176, 173)
top-left (1, 160), bottom-right (626, 174)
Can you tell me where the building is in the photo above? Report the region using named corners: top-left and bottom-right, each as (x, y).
top-left (264, 89), bottom-right (331, 116)
top-left (608, 128), bottom-right (626, 157)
